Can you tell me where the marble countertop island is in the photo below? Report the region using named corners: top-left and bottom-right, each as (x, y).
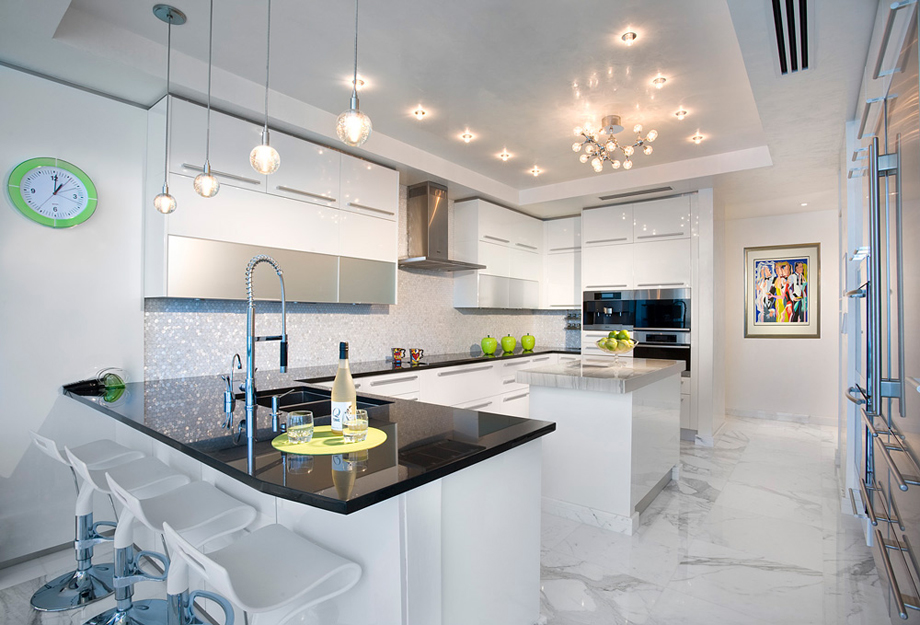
top-left (516, 357), bottom-right (685, 394)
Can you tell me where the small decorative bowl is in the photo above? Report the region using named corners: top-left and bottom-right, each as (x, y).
top-left (595, 338), bottom-right (638, 364)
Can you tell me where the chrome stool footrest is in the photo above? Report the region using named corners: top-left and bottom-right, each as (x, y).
top-left (83, 598), bottom-right (169, 625)
top-left (168, 590), bottom-right (235, 625)
top-left (30, 565), bottom-right (115, 612)
top-left (113, 550), bottom-right (169, 588)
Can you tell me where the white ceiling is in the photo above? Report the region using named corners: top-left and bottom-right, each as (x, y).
top-left (0, 0), bottom-right (879, 219)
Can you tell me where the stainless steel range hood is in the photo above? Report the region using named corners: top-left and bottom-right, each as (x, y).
top-left (398, 182), bottom-right (486, 272)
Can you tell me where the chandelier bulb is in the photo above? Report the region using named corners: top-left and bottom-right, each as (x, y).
top-left (573, 126), bottom-right (583, 137)
top-left (572, 142), bottom-right (582, 152)
top-left (643, 145), bottom-right (653, 155)
top-left (633, 124), bottom-right (643, 134)
top-left (646, 129), bottom-right (658, 142)
top-left (623, 145), bottom-right (634, 157)
top-left (611, 159), bottom-right (621, 169)
top-left (623, 159), bottom-right (633, 170)
top-left (579, 153), bottom-right (589, 164)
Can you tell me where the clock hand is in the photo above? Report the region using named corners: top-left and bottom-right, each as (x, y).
top-left (52, 183), bottom-right (64, 196)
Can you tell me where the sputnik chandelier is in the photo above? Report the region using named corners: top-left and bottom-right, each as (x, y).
top-left (572, 115), bottom-right (658, 172)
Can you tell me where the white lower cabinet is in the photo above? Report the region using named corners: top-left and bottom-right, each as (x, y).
top-left (498, 389), bottom-right (530, 418)
top-left (422, 362), bottom-right (500, 406)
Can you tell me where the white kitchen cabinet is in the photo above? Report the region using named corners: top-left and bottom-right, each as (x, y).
top-left (543, 251), bottom-right (581, 309)
top-left (338, 211), bottom-right (398, 263)
top-left (497, 389), bottom-right (530, 418)
top-left (680, 393), bottom-right (691, 429)
top-left (509, 211), bottom-right (543, 254)
top-left (339, 155), bottom-right (399, 221)
top-left (169, 98), bottom-right (267, 192)
top-left (510, 248), bottom-right (542, 282)
top-left (632, 238), bottom-right (691, 289)
top-left (582, 244), bottom-right (633, 290)
top-left (582, 205), bottom-right (633, 246)
top-left (423, 362), bottom-right (500, 406)
top-left (545, 216), bottom-right (581, 253)
top-left (509, 278), bottom-right (539, 309)
top-left (268, 132), bottom-right (340, 208)
top-left (478, 241), bottom-right (511, 277)
top-left (359, 371), bottom-right (422, 397)
top-left (632, 196), bottom-right (691, 241)
top-left (454, 273), bottom-right (538, 309)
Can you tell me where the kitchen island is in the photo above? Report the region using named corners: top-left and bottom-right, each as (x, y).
top-left (517, 357), bottom-right (684, 534)
top-left (64, 367), bottom-right (555, 625)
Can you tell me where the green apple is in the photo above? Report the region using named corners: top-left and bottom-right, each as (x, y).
top-left (615, 330), bottom-right (630, 340)
top-left (501, 334), bottom-right (517, 353)
top-left (607, 331), bottom-right (618, 339)
top-left (521, 333), bottom-right (535, 351)
top-left (481, 335), bottom-right (498, 355)
top-left (605, 338), bottom-right (619, 350)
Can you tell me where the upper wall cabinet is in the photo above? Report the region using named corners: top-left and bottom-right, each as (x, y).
top-left (632, 196), bottom-right (691, 241)
top-left (545, 216), bottom-right (581, 253)
top-left (168, 98), bottom-right (267, 192)
top-left (582, 205), bottom-right (633, 246)
top-left (268, 132), bottom-right (340, 208)
top-left (340, 155), bottom-right (399, 221)
top-left (455, 199), bottom-right (544, 255)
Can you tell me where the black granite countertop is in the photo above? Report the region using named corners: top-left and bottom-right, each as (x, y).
top-left (63, 349), bottom-right (566, 515)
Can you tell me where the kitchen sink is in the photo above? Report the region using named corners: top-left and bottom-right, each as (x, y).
top-left (252, 385), bottom-right (391, 418)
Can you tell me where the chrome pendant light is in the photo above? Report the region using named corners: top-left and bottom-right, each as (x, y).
top-left (250, 0), bottom-right (280, 174)
top-left (194, 0), bottom-right (220, 197)
top-left (336, 0), bottom-right (372, 147)
top-left (153, 4), bottom-right (186, 214)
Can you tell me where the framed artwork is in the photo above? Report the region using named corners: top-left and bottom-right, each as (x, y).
top-left (744, 243), bottom-right (820, 338)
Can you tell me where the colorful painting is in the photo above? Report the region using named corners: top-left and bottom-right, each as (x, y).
top-left (745, 244), bottom-right (820, 338)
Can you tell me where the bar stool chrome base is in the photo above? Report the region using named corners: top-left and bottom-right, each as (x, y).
top-left (31, 564), bottom-right (115, 612)
top-left (82, 599), bottom-right (168, 625)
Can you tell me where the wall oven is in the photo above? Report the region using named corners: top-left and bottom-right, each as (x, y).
top-left (632, 329), bottom-right (691, 374)
top-left (583, 288), bottom-right (691, 331)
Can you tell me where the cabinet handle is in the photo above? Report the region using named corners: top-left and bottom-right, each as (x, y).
top-left (483, 235), bottom-right (510, 243)
top-left (181, 163), bottom-right (262, 185)
top-left (503, 360), bottom-right (531, 367)
top-left (845, 387), bottom-right (867, 405)
top-left (503, 378), bottom-right (516, 385)
top-left (636, 232), bottom-right (684, 239)
top-left (406, 397), bottom-right (419, 402)
top-left (438, 365), bottom-right (492, 377)
top-left (585, 284), bottom-right (627, 289)
top-left (874, 529), bottom-right (910, 620)
top-left (348, 202), bottom-right (395, 217)
top-left (549, 304), bottom-right (578, 308)
top-left (370, 375), bottom-right (418, 386)
top-left (355, 383), bottom-right (362, 390)
top-left (585, 237), bottom-right (627, 244)
top-left (533, 356), bottom-right (550, 362)
top-left (503, 392), bottom-right (529, 402)
top-left (276, 185), bottom-right (336, 203)
top-left (515, 243), bottom-right (538, 250)
top-left (549, 246), bottom-right (580, 252)
top-left (465, 401), bottom-right (492, 410)
top-left (858, 478), bottom-right (878, 526)
top-left (637, 282), bottom-right (686, 287)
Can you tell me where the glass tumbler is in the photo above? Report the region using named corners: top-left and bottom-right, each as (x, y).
top-left (343, 409), bottom-right (369, 443)
top-left (287, 411), bottom-right (314, 444)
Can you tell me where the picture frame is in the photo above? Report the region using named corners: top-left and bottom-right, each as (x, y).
top-left (744, 243), bottom-right (820, 338)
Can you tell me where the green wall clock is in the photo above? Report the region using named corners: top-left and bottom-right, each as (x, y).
top-left (6, 157), bottom-right (98, 228)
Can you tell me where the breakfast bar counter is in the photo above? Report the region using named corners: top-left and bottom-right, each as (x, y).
top-left (518, 357), bottom-right (684, 534)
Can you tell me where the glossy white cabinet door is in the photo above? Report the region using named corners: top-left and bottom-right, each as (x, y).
top-left (340, 155), bottom-right (399, 221)
top-left (545, 216), bottom-right (581, 253)
top-left (478, 201), bottom-right (512, 245)
top-left (478, 240), bottom-right (511, 277)
top-left (509, 278), bottom-right (539, 309)
top-left (544, 251), bottom-right (581, 308)
top-left (423, 362), bottom-right (500, 406)
top-left (498, 389), bottom-right (530, 418)
top-left (338, 211), bottom-right (398, 262)
top-left (582, 205), bottom-right (633, 246)
top-left (268, 132), bottom-right (340, 208)
top-left (510, 248), bottom-right (541, 282)
top-left (632, 195), bottom-right (691, 241)
top-left (511, 212), bottom-right (544, 254)
top-left (582, 244), bottom-right (634, 290)
top-left (632, 238), bottom-right (691, 288)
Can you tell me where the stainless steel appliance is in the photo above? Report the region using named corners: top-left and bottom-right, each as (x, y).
top-left (583, 288), bottom-right (691, 331)
top-left (847, 5), bottom-right (920, 622)
top-left (632, 329), bottom-right (691, 374)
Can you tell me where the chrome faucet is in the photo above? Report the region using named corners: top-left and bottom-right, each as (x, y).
top-left (243, 255), bottom-right (288, 472)
top-left (221, 353), bottom-right (242, 429)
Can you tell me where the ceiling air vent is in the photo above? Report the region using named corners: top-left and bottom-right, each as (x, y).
top-left (772, 0), bottom-right (809, 75)
top-left (597, 186), bottom-right (673, 202)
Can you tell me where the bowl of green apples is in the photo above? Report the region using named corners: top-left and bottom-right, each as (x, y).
top-left (595, 329), bottom-right (638, 360)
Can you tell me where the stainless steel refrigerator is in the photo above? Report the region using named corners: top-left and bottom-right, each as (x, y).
top-left (850, 2), bottom-right (920, 621)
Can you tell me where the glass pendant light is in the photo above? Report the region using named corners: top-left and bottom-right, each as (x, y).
top-left (336, 0), bottom-right (372, 147)
top-left (195, 0), bottom-right (220, 197)
top-left (152, 5), bottom-right (186, 214)
top-left (250, 0), bottom-right (280, 174)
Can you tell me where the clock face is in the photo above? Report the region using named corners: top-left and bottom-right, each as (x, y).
top-left (7, 158), bottom-right (97, 228)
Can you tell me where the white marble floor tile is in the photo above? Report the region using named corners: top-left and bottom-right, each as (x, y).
top-left (646, 587), bottom-right (772, 625)
top-left (542, 512), bottom-right (583, 553)
top-left (713, 481), bottom-right (826, 529)
top-left (635, 488), bottom-right (714, 551)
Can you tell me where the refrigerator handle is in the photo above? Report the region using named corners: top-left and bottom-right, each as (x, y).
top-left (895, 134), bottom-right (907, 417)
top-left (868, 138), bottom-right (883, 415)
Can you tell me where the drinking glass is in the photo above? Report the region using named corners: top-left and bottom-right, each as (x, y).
top-left (343, 409), bottom-right (369, 443)
top-left (287, 411), bottom-right (314, 444)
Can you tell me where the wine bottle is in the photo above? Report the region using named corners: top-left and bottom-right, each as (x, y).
top-left (330, 342), bottom-right (356, 434)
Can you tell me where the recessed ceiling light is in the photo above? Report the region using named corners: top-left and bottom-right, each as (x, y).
top-left (621, 31), bottom-right (637, 46)
top-left (349, 76), bottom-right (367, 91)
top-left (652, 76), bottom-right (667, 89)
top-left (460, 130), bottom-right (475, 143)
top-left (413, 106), bottom-right (427, 120)
top-left (800, 202), bottom-right (808, 206)
top-left (675, 108), bottom-right (688, 120)
top-left (530, 166), bottom-right (541, 177)
top-left (498, 150), bottom-right (512, 161)
top-left (691, 134), bottom-right (704, 144)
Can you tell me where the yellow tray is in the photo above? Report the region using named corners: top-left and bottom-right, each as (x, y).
top-left (271, 425), bottom-right (387, 456)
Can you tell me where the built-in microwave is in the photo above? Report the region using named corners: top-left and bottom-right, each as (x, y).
top-left (583, 288), bottom-right (690, 331)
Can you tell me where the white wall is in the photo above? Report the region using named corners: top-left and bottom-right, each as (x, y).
top-left (0, 66), bottom-right (146, 564)
top-left (723, 209), bottom-right (840, 422)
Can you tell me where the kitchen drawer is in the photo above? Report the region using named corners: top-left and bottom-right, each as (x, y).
top-left (497, 388), bottom-right (530, 418)
top-left (558, 354), bottom-right (580, 363)
top-left (453, 395), bottom-right (501, 413)
top-left (500, 354), bottom-right (554, 392)
top-left (423, 362), bottom-right (500, 406)
top-left (392, 390), bottom-right (419, 401)
top-left (359, 372), bottom-right (421, 397)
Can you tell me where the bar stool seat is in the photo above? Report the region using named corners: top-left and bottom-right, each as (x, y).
top-left (164, 522), bottom-right (362, 624)
top-left (28, 433), bottom-right (145, 612)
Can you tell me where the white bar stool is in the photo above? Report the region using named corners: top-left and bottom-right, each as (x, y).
top-left (105, 476), bottom-right (257, 625)
top-left (66, 449), bottom-right (191, 625)
top-left (28, 432), bottom-right (145, 612)
top-left (163, 522), bottom-right (362, 624)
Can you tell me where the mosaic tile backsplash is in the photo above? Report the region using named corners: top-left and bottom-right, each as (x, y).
top-left (144, 185), bottom-right (581, 380)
